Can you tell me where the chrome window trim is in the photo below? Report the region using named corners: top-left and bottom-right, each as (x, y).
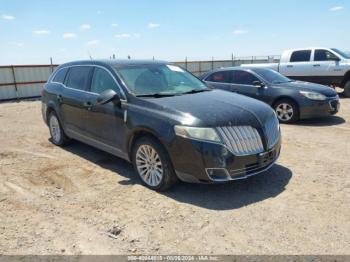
top-left (50, 64), bottom-right (127, 101)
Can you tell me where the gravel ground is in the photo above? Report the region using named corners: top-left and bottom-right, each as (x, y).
top-left (0, 99), bottom-right (349, 255)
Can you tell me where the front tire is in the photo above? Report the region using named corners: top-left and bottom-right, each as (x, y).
top-left (343, 81), bottom-right (350, 98)
top-left (274, 99), bottom-right (299, 124)
top-left (132, 136), bottom-right (178, 191)
top-left (48, 111), bottom-right (70, 146)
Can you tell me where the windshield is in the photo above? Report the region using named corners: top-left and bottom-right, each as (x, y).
top-left (251, 68), bottom-right (292, 84)
top-left (114, 64), bottom-right (208, 96)
top-left (331, 48), bottom-right (350, 59)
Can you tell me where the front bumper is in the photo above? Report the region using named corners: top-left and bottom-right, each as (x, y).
top-left (168, 136), bottom-right (281, 183)
top-left (299, 97), bottom-right (339, 119)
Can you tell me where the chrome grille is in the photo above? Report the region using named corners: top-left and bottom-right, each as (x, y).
top-left (216, 126), bottom-right (264, 156)
top-left (265, 115), bottom-right (280, 149)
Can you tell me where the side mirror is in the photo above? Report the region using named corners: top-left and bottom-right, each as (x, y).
top-left (253, 81), bottom-right (265, 88)
top-left (333, 57), bottom-right (341, 62)
top-left (96, 89), bottom-right (121, 106)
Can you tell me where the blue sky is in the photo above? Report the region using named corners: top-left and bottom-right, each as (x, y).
top-left (0, 0), bottom-right (349, 65)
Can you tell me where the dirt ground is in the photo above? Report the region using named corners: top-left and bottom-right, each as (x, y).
top-left (0, 98), bottom-right (349, 255)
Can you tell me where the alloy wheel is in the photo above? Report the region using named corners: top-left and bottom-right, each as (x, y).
top-left (49, 114), bottom-right (61, 144)
top-left (136, 145), bottom-right (163, 187)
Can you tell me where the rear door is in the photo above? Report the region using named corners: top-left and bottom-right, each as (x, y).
top-left (203, 71), bottom-right (234, 92)
top-left (83, 66), bottom-right (128, 157)
top-left (60, 66), bottom-right (93, 136)
top-left (279, 50), bottom-right (313, 80)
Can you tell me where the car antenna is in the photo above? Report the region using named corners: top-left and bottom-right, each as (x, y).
top-left (87, 50), bottom-right (93, 60)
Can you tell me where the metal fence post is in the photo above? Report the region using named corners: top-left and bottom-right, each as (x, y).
top-left (231, 53), bottom-right (234, 66)
top-left (198, 61), bottom-right (202, 76)
top-left (211, 57), bottom-right (214, 70)
top-left (11, 65), bottom-right (18, 100)
top-left (185, 57), bottom-right (188, 70)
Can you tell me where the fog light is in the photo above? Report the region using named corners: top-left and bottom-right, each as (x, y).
top-left (206, 168), bottom-right (230, 181)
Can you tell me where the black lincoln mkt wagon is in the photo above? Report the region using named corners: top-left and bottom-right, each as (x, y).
top-left (41, 60), bottom-right (281, 191)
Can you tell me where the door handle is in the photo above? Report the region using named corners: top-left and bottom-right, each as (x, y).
top-left (287, 65), bottom-right (293, 68)
top-left (57, 94), bottom-right (63, 102)
top-left (83, 101), bottom-right (92, 110)
top-left (313, 64), bottom-right (321, 67)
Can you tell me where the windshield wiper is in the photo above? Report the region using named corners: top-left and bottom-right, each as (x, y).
top-left (135, 93), bottom-right (176, 98)
top-left (180, 88), bottom-right (212, 95)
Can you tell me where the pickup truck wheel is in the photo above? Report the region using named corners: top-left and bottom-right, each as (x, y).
top-left (48, 111), bottom-right (70, 146)
top-left (343, 81), bottom-right (350, 98)
top-left (274, 99), bottom-right (299, 124)
top-left (132, 136), bottom-right (178, 191)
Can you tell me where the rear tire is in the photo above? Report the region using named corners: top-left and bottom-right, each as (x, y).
top-left (343, 81), bottom-right (350, 98)
top-left (48, 111), bottom-right (70, 146)
top-left (132, 136), bottom-right (178, 191)
top-left (274, 99), bottom-right (299, 124)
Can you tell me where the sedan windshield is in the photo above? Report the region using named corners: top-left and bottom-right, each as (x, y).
top-left (251, 68), bottom-right (292, 84)
top-left (114, 64), bottom-right (209, 96)
top-left (331, 48), bottom-right (350, 59)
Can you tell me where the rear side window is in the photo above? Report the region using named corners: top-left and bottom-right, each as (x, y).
top-left (90, 67), bottom-right (121, 95)
top-left (206, 71), bottom-right (231, 83)
top-left (52, 68), bottom-right (68, 83)
top-left (290, 50), bottom-right (311, 62)
top-left (314, 50), bottom-right (339, 61)
top-left (65, 66), bottom-right (92, 91)
top-left (231, 70), bottom-right (259, 85)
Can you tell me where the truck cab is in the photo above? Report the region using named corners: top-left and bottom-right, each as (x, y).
top-left (242, 47), bottom-right (350, 97)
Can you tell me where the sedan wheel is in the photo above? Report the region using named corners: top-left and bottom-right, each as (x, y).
top-left (136, 145), bottom-right (163, 187)
top-left (276, 103), bottom-right (293, 122)
top-left (274, 99), bottom-right (299, 123)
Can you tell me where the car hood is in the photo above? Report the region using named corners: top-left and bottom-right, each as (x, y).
top-left (272, 81), bottom-right (337, 97)
top-left (134, 89), bottom-right (275, 128)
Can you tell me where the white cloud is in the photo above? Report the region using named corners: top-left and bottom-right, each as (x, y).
top-left (63, 33), bottom-right (77, 39)
top-left (86, 40), bottom-right (99, 46)
top-left (329, 6), bottom-right (344, 11)
top-left (114, 34), bottom-right (131, 38)
top-left (9, 41), bottom-right (24, 47)
top-left (32, 30), bottom-right (51, 35)
top-left (233, 29), bottom-right (248, 35)
top-left (111, 23), bottom-right (118, 27)
top-left (97, 10), bottom-right (103, 15)
top-left (80, 24), bottom-right (91, 30)
top-left (2, 14), bottom-right (15, 20)
top-left (148, 23), bottom-right (160, 28)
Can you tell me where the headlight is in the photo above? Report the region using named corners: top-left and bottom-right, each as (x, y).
top-left (299, 91), bottom-right (326, 101)
top-left (174, 126), bottom-right (221, 142)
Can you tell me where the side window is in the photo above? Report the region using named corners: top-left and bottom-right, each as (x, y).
top-left (206, 71), bottom-right (231, 83)
top-left (52, 68), bottom-right (68, 84)
top-left (290, 50), bottom-right (311, 62)
top-left (231, 70), bottom-right (259, 85)
top-left (90, 68), bottom-right (121, 95)
top-left (314, 49), bottom-right (339, 61)
top-left (65, 66), bottom-right (92, 91)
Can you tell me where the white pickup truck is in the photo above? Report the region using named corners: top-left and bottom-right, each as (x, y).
top-left (242, 47), bottom-right (350, 97)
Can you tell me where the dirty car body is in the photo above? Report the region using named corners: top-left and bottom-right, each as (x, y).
top-left (42, 60), bottom-right (281, 189)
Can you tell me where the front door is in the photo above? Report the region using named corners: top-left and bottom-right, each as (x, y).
top-left (230, 70), bottom-right (268, 102)
top-left (310, 49), bottom-right (344, 86)
top-left (84, 67), bottom-right (128, 157)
